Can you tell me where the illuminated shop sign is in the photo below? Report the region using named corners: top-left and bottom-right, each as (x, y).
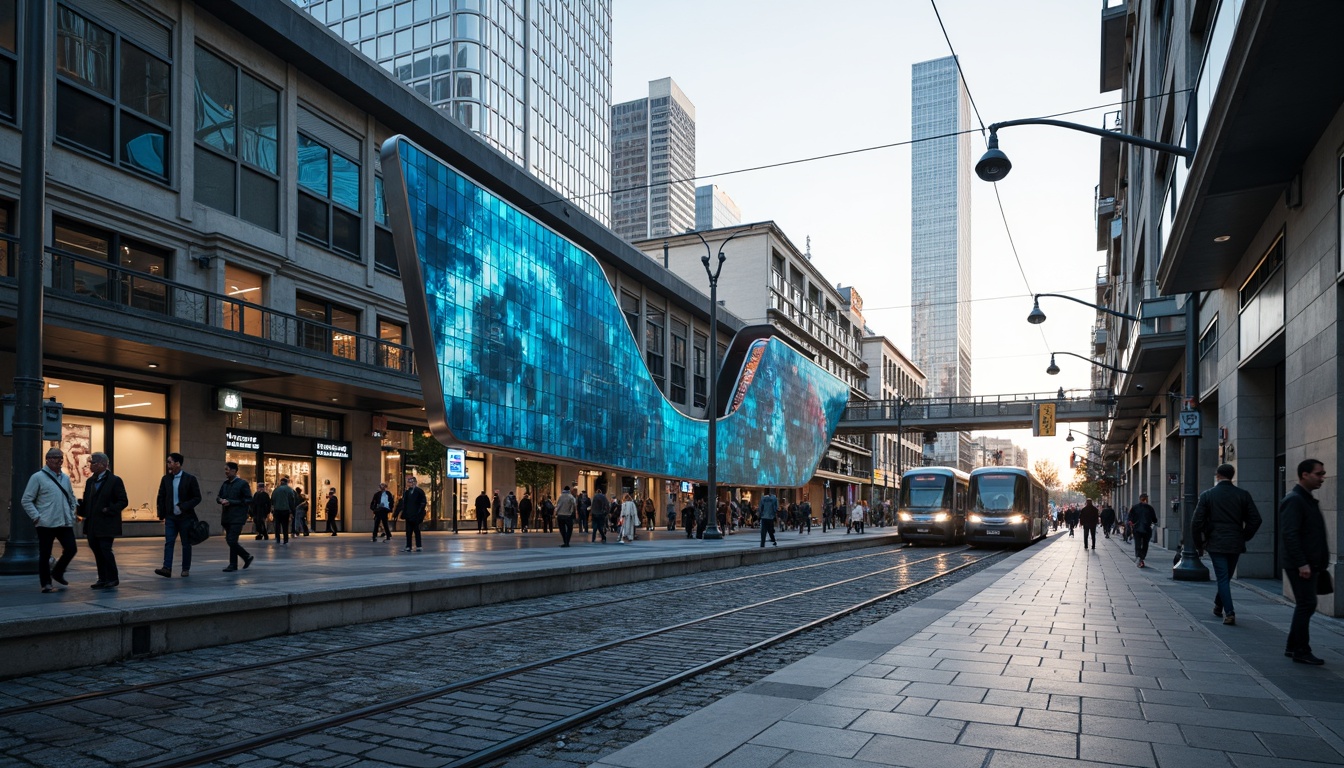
top-left (225, 429), bottom-right (261, 451)
top-left (314, 440), bottom-right (352, 460)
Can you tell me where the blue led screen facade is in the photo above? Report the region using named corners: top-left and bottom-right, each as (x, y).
top-left (382, 137), bottom-right (849, 487)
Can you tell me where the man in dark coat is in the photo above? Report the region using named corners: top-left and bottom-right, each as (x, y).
top-left (1192, 463), bottom-right (1262, 626)
top-left (81, 452), bottom-right (128, 589)
top-left (1079, 500), bottom-right (1100, 549)
top-left (217, 461), bottom-right (254, 573)
top-left (518, 491), bottom-right (533, 532)
top-left (577, 490), bottom-right (591, 533)
top-left (1279, 459), bottom-right (1329, 665)
top-left (324, 488), bottom-right (340, 536)
top-left (1100, 503), bottom-right (1116, 538)
top-left (370, 482), bottom-right (395, 541)
top-left (590, 488), bottom-right (610, 542)
top-left (473, 490), bottom-right (491, 534)
top-left (396, 475), bottom-right (429, 551)
top-left (1126, 493), bottom-right (1158, 568)
top-left (155, 452), bottom-right (202, 578)
top-left (251, 480), bottom-right (271, 540)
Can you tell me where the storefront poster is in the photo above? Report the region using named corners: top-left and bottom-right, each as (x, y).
top-left (62, 423), bottom-right (92, 492)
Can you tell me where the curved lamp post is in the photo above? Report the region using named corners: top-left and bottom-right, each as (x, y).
top-left (975, 118), bottom-right (1193, 183)
top-left (692, 226), bottom-right (757, 540)
top-left (1029, 293), bottom-right (1138, 325)
top-left (1046, 351), bottom-right (1132, 377)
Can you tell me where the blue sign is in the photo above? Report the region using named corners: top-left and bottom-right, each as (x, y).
top-left (447, 448), bottom-right (467, 478)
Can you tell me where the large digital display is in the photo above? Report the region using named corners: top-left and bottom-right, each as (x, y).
top-left (381, 137), bottom-right (849, 487)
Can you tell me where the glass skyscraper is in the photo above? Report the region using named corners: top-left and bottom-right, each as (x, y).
top-left (298, 0), bottom-right (612, 225)
top-left (910, 56), bottom-right (973, 471)
top-left (611, 77), bottom-right (696, 241)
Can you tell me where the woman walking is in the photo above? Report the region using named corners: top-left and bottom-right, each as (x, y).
top-left (618, 493), bottom-right (638, 543)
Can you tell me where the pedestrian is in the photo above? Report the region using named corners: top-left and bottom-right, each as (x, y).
top-left (849, 500), bottom-right (866, 534)
top-left (539, 494), bottom-right (555, 532)
top-left (216, 461), bottom-right (255, 573)
top-left (797, 495), bottom-right (812, 534)
top-left (396, 475), bottom-right (428, 551)
top-left (758, 489), bottom-right (779, 547)
top-left (590, 487), bottom-right (610, 542)
top-left (1100, 502), bottom-right (1116, 538)
top-left (293, 487), bottom-right (311, 536)
top-left (474, 489), bottom-right (490, 534)
top-left (1191, 463), bottom-right (1262, 626)
top-left (1065, 506), bottom-right (1079, 536)
top-left (324, 487), bottom-right (340, 536)
top-left (492, 490), bottom-right (503, 532)
top-left (642, 496), bottom-right (657, 531)
top-left (577, 489), bottom-right (591, 533)
top-left (1079, 499), bottom-right (1100, 549)
top-left (154, 452), bottom-right (202, 578)
top-left (518, 491), bottom-right (533, 532)
top-left (80, 451), bottom-right (127, 590)
top-left (682, 499), bottom-right (696, 538)
top-left (1126, 493), bottom-right (1158, 568)
top-left (785, 500), bottom-right (798, 532)
top-left (370, 482), bottom-right (394, 541)
top-left (694, 499), bottom-right (709, 539)
top-left (618, 492), bottom-right (638, 543)
top-left (822, 498), bottom-right (834, 532)
top-left (554, 486), bottom-right (576, 546)
top-left (270, 476), bottom-right (295, 546)
top-left (251, 480), bottom-right (271, 540)
top-left (1279, 459), bottom-right (1329, 665)
top-left (22, 447), bottom-right (79, 593)
top-left (504, 491), bottom-right (518, 533)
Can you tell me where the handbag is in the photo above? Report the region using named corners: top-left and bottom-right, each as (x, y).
top-left (187, 519), bottom-right (211, 545)
top-left (1317, 569), bottom-right (1334, 596)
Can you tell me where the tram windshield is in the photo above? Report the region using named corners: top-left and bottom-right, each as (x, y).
top-left (973, 473), bottom-right (1023, 512)
top-left (901, 473), bottom-right (951, 509)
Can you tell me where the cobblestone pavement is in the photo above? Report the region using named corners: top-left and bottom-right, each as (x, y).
top-left (0, 542), bottom-right (998, 767)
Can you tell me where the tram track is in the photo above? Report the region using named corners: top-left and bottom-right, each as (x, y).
top-left (0, 545), bottom-right (1006, 768)
top-left (0, 545), bottom-right (918, 717)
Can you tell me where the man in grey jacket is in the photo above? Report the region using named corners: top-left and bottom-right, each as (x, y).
top-left (1192, 463), bottom-right (1261, 626)
top-left (758, 489), bottom-right (779, 548)
top-left (21, 448), bottom-right (78, 593)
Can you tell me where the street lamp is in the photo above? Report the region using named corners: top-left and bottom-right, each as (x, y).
top-left (975, 118), bottom-right (1192, 183)
top-left (1046, 351), bottom-right (1133, 377)
top-left (692, 226), bottom-right (757, 540)
top-left (1029, 293), bottom-right (1139, 325)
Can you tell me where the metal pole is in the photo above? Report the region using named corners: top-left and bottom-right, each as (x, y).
top-left (702, 257), bottom-right (723, 540)
top-left (0, 0), bottom-right (48, 575)
top-left (1173, 292), bottom-right (1209, 580)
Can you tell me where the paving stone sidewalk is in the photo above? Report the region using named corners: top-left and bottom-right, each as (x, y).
top-left (595, 533), bottom-right (1344, 768)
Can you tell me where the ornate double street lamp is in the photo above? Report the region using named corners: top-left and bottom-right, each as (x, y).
top-left (692, 226), bottom-right (756, 540)
top-left (985, 118), bottom-right (1206, 580)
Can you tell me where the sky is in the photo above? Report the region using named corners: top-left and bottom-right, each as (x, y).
top-left (612, 0), bottom-right (1116, 479)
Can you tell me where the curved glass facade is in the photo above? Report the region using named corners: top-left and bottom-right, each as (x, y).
top-left (383, 137), bottom-right (849, 487)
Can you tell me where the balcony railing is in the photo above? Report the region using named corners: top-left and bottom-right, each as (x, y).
top-left (47, 247), bottom-right (416, 375)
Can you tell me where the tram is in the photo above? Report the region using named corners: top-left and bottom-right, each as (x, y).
top-left (965, 466), bottom-right (1050, 547)
top-left (896, 467), bottom-right (971, 545)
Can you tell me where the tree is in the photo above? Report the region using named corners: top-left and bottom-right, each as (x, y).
top-left (1033, 460), bottom-right (1061, 492)
top-left (515, 460), bottom-right (555, 504)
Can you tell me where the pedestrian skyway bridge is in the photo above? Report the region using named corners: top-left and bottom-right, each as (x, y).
top-left (834, 389), bottom-right (1115, 434)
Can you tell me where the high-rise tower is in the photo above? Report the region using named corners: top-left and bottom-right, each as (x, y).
top-left (611, 78), bottom-right (696, 241)
top-left (299, 0), bottom-right (612, 225)
top-left (910, 56), bottom-right (973, 471)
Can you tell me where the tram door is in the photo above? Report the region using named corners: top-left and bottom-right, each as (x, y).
top-left (266, 455), bottom-right (313, 526)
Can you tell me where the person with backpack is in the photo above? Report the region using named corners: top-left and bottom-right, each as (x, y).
top-left (1127, 493), bottom-right (1158, 568)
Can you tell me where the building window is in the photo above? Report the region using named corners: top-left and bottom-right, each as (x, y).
top-left (297, 133), bottom-right (361, 257)
top-left (373, 175), bottom-right (397, 274)
top-left (1198, 316), bottom-right (1218, 360)
top-left (0, 199), bottom-right (12, 277)
top-left (52, 217), bottom-right (169, 314)
top-left (0, 0), bottom-right (16, 121)
top-left (1238, 232), bottom-right (1284, 309)
top-left (378, 318), bottom-right (407, 372)
top-left (670, 318), bottom-right (687, 405)
top-left (194, 45), bottom-right (279, 231)
top-left (224, 264), bottom-right (264, 337)
top-left (620, 290), bottom-right (639, 339)
top-left (230, 406), bottom-right (282, 433)
top-left (290, 411), bottom-right (342, 439)
top-left (693, 331), bottom-right (707, 408)
top-left (645, 305), bottom-right (665, 391)
top-left (55, 5), bottom-right (171, 179)
top-left (296, 293), bottom-right (359, 360)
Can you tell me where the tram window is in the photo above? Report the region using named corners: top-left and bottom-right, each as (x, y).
top-left (903, 474), bottom-right (947, 507)
top-left (975, 474), bottom-right (1018, 510)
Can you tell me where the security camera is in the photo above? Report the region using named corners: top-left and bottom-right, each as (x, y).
top-left (1136, 384), bottom-right (1144, 391)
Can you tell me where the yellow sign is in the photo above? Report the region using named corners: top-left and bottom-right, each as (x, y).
top-left (1035, 403), bottom-right (1057, 437)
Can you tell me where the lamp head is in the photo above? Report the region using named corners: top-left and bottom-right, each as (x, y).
top-left (1027, 298), bottom-right (1047, 325)
top-left (975, 130), bottom-right (1012, 182)
top-left (1066, 431), bottom-right (1075, 442)
top-left (1046, 354), bottom-right (1060, 376)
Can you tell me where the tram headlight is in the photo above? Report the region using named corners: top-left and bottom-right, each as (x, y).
top-left (1007, 514), bottom-right (1025, 524)
top-left (969, 514), bottom-right (983, 524)
top-left (933, 512), bottom-right (949, 522)
top-left (898, 512), bottom-right (912, 522)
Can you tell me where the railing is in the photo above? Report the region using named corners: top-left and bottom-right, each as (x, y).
top-left (841, 389), bottom-right (1116, 425)
top-left (1137, 294), bottom-right (1185, 335)
top-left (47, 247), bottom-right (416, 375)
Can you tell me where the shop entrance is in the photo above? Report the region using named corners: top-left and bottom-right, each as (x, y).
top-left (266, 455), bottom-right (312, 528)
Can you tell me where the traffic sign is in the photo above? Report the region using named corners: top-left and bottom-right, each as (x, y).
top-left (1179, 409), bottom-right (1201, 437)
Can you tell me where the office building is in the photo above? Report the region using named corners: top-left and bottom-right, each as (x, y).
top-left (971, 436), bottom-right (1028, 469)
top-left (612, 78), bottom-right (696, 241)
top-left (1092, 0), bottom-right (1343, 606)
top-left (298, 0), bottom-right (613, 225)
top-left (910, 55), bottom-right (973, 471)
top-left (695, 184), bottom-right (741, 230)
top-left (861, 333), bottom-right (926, 504)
